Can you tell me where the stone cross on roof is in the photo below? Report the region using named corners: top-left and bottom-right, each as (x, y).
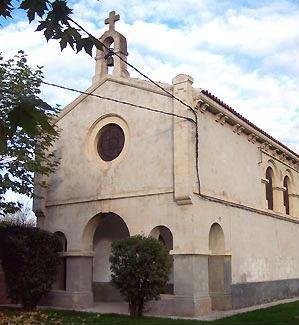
top-left (105, 11), bottom-right (120, 31)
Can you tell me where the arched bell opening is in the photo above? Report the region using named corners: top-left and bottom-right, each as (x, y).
top-left (103, 36), bottom-right (115, 75)
top-left (90, 212), bottom-right (130, 302)
top-left (92, 11), bottom-right (129, 82)
top-left (150, 225), bottom-right (174, 294)
top-left (53, 231), bottom-right (67, 291)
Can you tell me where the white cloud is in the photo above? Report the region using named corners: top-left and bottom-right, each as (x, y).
top-left (0, 0), bottom-right (298, 153)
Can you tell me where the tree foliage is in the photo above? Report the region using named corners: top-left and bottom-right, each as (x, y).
top-left (110, 235), bottom-right (171, 317)
top-left (0, 199), bottom-right (36, 226)
top-left (0, 1), bottom-right (105, 215)
top-left (0, 224), bottom-right (62, 310)
top-left (0, 51), bottom-right (59, 216)
top-left (0, 0), bottom-right (103, 56)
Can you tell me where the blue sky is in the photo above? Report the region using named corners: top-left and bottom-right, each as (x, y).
top-left (1, 0), bottom-right (298, 207)
top-left (0, 0), bottom-right (299, 147)
top-left (1, 0), bottom-right (298, 149)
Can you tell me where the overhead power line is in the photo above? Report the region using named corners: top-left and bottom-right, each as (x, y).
top-left (68, 17), bottom-right (196, 115)
top-left (41, 81), bottom-right (196, 123)
top-left (67, 18), bottom-right (201, 193)
top-left (50, 16), bottom-right (201, 193)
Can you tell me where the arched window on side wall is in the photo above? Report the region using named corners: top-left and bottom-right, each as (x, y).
top-left (266, 167), bottom-right (274, 210)
top-left (283, 176), bottom-right (290, 215)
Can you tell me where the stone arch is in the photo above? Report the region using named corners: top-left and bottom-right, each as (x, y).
top-left (102, 36), bottom-right (115, 74)
top-left (53, 231), bottom-right (67, 290)
top-left (283, 175), bottom-right (290, 215)
top-left (93, 25), bottom-right (129, 81)
top-left (149, 225), bottom-right (174, 294)
top-left (82, 212), bottom-right (130, 251)
top-left (54, 231), bottom-right (67, 251)
top-left (265, 166), bottom-right (274, 210)
top-left (284, 169), bottom-right (295, 192)
top-left (149, 225), bottom-right (173, 251)
top-left (284, 169), bottom-right (297, 216)
top-left (208, 223), bottom-right (232, 310)
top-left (83, 212), bottom-right (130, 302)
top-left (265, 159), bottom-right (280, 186)
top-left (209, 223), bottom-right (225, 254)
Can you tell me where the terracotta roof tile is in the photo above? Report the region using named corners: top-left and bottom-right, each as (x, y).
top-left (201, 90), bottom-right (299, 160)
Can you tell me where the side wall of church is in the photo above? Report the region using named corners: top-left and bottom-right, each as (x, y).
top-left (197, 107), bottom-right (299, 215)
top-left (192, 198), bottom-right (299, 283)
top-left (198, 110), bottom-right (264, 207)
top-left (194, 106), bottom-right (299, 302)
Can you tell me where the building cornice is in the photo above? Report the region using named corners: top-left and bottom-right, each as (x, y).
top-left (55, 75), bottom-right (172, 123)
top-left (195, 92), bottom-right (299, 170)
top-left (195, 191), bottom-right (299, 225)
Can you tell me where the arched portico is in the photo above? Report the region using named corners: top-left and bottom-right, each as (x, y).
top-left (150, 225), bottom-right (174, 294)
top-left (83, 212), bottom-right (130, 302)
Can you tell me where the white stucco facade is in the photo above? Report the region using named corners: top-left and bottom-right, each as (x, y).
top-left (34, 12), bottom-right (299, 316)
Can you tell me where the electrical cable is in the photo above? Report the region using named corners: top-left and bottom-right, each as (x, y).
top-left (42, 81), bottom-right (195, 123)
top-left (51, 16), bottom-right (201, 193)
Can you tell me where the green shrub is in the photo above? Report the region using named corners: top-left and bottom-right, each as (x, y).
top-left (110, 235), bottom-right (171, 317)
top-left (0, 225), bottom-right (62, 310)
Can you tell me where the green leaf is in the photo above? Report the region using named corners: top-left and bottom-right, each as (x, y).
top-left (82, 37), bottom-right (94, 56)
top-left (8, 102), bottom-right (39, 136)
top-left (35, 98), bottom-right (52, 111)
top-left (0, 119), bottom-right (9, 154)
top-left (7, 98), bottom-right (57, 137)
top-left (44, 26), bottom-right (54, 41)
top-left (35, 20), bottom-right (48, 32)
top-left (0, 0), bottom-right (13, 18)
top-left (19, 0), bottom-right (48, 22)
top-left (92, 36), bottom-right (104, 51)
top-left (59, 28), bottom-right (77, 50)
top-left (51, 0), bottom-right (72, 23)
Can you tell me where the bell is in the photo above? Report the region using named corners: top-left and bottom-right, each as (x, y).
top-left (106, 55), bottom-right (114, 67)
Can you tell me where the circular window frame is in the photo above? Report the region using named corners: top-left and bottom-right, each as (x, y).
top-left (86, 115), bottom-right (129, 169)
top-left (97, 123), bottom-right (125, 161)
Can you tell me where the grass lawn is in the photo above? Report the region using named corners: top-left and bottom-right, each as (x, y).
top-left (0, 301), bottom-right (298, 325)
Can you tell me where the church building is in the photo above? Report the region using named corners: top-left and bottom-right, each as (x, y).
top-left (34, 12), bottom-right (299, 316)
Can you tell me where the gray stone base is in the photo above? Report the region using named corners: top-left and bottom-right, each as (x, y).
top-left (40, 290), bottom-right (93, 309)
top-left (148, 295), bottom-right (211, 316)
top-left (147, 294), bottom-right (175, 315)
top-left (231, 278), bottom-right (299, 309)
top-left (93, 282), bottom-right (124, 302)
top-left (92, 282), bottom-right (174, 302)
top-left (210, 292), bottom-right (232, 310)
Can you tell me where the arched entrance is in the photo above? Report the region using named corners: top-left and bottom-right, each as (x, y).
top-left (208, 223), bottom-right (232, 310)
top-left (150, 225), bottom-right (174, 294)
top-left (89, 212), bottom-right (130, 302)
